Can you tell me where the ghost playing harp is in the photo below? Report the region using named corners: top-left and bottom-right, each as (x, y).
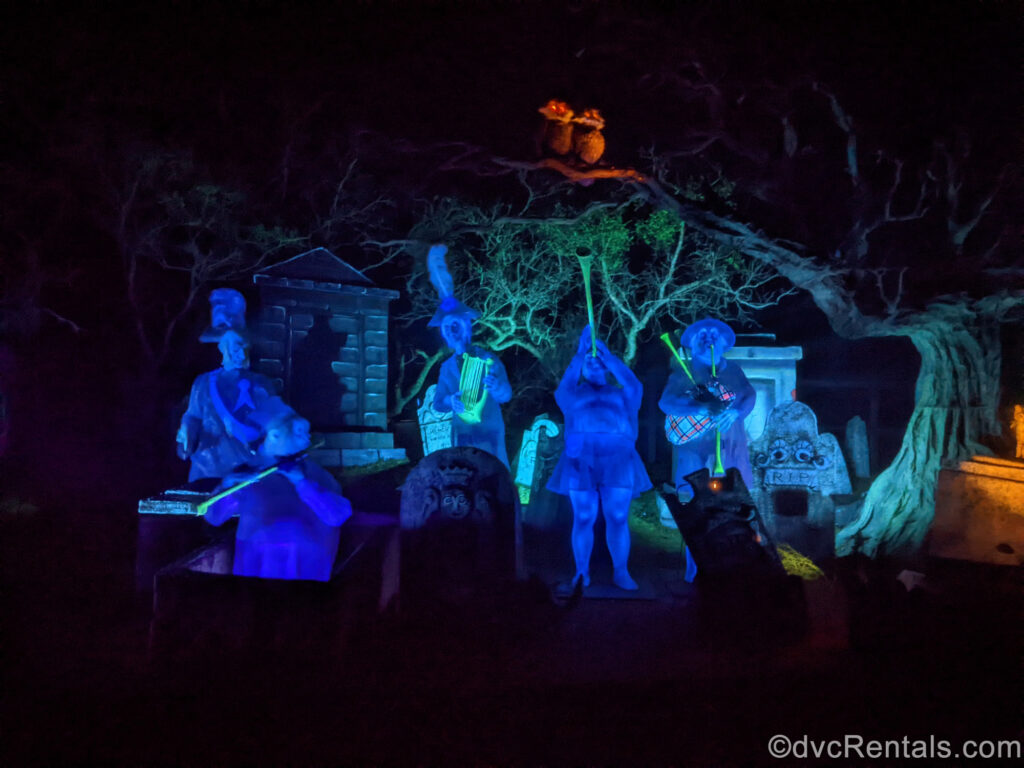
top-left (428, 244), bottom-right (513, 468)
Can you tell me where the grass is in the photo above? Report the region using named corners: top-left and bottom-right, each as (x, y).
top-left (334, 457), bottom-right (410, 479)
top-left (629, 490), bottom-right (683, 554)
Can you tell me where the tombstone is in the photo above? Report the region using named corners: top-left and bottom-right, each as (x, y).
top-left (845, 415), bottom-right (871, 478)
top-left (252, 248), bottom-right (405, 467)
top-left (514, 416), bottom-right (559, 494)
top-left (399, 446), bottom-right (522, 608)
top-left (417, 384), bottom-right (454, 456)
top-left (512, 415), bottom-right (565, 525)
top-left (749, 401), bottom-right (852, 565)
top-left (517, 417), bottom-right (566, 531)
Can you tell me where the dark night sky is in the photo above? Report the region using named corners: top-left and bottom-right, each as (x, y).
top-left (1, 1), bottom-right (1021, 494)
top-left (5, 1), bottom-right (1018, 157)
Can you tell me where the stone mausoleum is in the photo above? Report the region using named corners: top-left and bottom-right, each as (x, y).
top-left (251, 247), bottom-right (405, 467)
top-left (723, 342), bottom-right (802, 442)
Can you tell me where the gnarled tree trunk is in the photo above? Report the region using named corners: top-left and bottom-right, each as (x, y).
top-left (837, 310), bottom-right (1002, 555)
top-left (636, 194), bottom-right (1020, 557)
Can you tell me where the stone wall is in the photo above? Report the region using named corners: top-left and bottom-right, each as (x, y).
top-left (252, 273), bottom-right (402, 466)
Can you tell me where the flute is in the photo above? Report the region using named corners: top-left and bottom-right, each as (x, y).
top-left (196, 441), bottom-right (325, 516)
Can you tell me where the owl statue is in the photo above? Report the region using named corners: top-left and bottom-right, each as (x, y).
top-left (537, 99), bottom-right (575, 156)
top-left (572, 108), bottom-right (606, 165)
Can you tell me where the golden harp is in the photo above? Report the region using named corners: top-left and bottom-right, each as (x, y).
top-left (457, 353), bottom-right (493, 424)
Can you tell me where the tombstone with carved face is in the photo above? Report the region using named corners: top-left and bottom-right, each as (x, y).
top-left (748, 401), bottom-right (852, 563)
top-left (400, 446), bottom-right (521, 606)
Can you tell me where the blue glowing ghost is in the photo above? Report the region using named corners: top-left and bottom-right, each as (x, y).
top-left (546, 326), bottom-right (652, 591)
top-left (203, 409), bottom-right (352, 581)
top-left (659, 318), bottom-right (756, 498)
top-left (177, 328), bottom-right (284, 482)
top-left (431, 313), bottom-right (513, 469)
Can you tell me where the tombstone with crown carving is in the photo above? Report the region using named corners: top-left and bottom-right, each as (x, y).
top-left (251, 248), bottom-right (406, 467)
top-left (399, 446), bottom-right (523, 610)
top-left (748, 401), bottom-right (852, 564)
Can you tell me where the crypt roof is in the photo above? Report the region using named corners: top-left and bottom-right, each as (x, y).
top-left (258, 247), bottom-right (374, 286)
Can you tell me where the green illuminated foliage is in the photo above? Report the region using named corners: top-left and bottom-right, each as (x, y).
top-left (636, 208), bottom-right (684, 253)
top-left (399, 198), bottom-right (790, 420)
top-left (538, 208), bottom-right (632, 272)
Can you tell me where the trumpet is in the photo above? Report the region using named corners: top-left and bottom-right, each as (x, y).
top-left (577, 254), bottom-right (597, 356)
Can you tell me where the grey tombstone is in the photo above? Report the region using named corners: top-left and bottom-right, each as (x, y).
top-left (723, 344), bottom-right (803, 442)
top-left (749, 401), bottom-right (852, 564)
top-left (845, 415), bottom-right (871, 479)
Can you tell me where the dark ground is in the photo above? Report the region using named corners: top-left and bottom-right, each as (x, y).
top-left (1, 470), bottom-right (1020, 767)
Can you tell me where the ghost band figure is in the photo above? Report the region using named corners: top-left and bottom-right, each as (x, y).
top-left (177, 289), bottom-right (287, 482)
top-left (177, 327), bottom-right (284, 482)
top-left (547, 326), bottom-right (652, 591)
top-left (203, 407), bottom-right (352, 581)
top-left (659, 318), bottom-right (756, 500)
top-left (427, 244), bottom-right (513, 468)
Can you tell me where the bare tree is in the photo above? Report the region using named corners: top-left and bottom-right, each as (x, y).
top-left (619, 61), bottom-right (1022, 556)
top-left (374, 37), bottom-right (1019, 555)
top-left (386, 195), bottom-right (791, 417)
top-left (102, 148), bottom-right (306, 373)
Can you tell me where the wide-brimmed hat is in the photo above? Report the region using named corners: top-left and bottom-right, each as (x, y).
top-left (428, 295), bottom-right (481, 327)
top-left (680, 318), bottom-right (736, 351)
